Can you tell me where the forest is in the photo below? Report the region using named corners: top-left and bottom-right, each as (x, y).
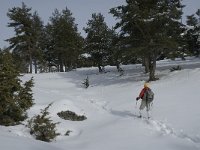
top-left (0, 0), bottom-right (199, 82)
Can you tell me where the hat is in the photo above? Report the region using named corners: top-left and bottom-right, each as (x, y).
top-left (144, 82), bottom-right (149, 88)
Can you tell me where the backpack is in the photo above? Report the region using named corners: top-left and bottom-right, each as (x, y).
top-left (146, 88), bottom-right (154, 103)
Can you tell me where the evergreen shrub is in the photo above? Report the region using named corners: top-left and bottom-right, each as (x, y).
top-left (82, 76), bottom-right (89, 88)
top-left (27, 103), bottom-right (60, 142)
top-left (0, 51), bottom-right (34, 126)
top-left (57, 110), bottom-right (87, 121)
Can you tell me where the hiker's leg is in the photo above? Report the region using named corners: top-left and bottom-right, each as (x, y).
top-left (146, 110), bottom-right (150, 119)
top-left (139, 100), bottom-right (146, 117)
top-left (139, 109), bottom-right (142, 117)
top-left (146, 102), bottom-right (151, 118)
top-left (140, 100), bottom-right (146, 110)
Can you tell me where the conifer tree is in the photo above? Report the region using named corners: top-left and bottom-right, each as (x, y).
top-left (185, 9), bottom-right (200, 56)
top-left (107, 29), bottom-right (125, 72)
top-left (84, 13), bottom-right (113, 72)
top-left (31, 12), bottom-right (44, 74)
top-left (0, 50), bottom-right (34, 126)
top-left (46, 7), bottom-right (83, 72)
top-left (110, 0), bottom-right (184, 80)
top-left (6, 2), bottom-right (44, 73)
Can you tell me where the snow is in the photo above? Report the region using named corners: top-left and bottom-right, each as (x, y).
top-left (1, 57), bottom-right (200, 150)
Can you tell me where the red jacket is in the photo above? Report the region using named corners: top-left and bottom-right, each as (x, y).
top-left (138, 87), bottom-right (149, 99)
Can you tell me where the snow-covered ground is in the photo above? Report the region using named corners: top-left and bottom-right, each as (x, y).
top-left (1, 57), bottom-right (200, 150)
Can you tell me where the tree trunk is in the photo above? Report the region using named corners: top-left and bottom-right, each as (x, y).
top-left (149, 54), bottom-right (157, 81)
top-left (98, 64), bottom-right (102, 72)
top-left (48, 62), bottom-right (51, 72)
top-left (59, 63), bottom-right (64, 72)
top-left (144, 56), bottom-right (150, 73)
top-left (142, 57), bottom-right (145, 66)
top-left (59, 57), bottom-right (64, 72)
top-left (34, 59), bottom-right (37, 74)
top-left (116, 61), bottom-right (120, 71)
top-left (29, 55), bottom-right (32, 74)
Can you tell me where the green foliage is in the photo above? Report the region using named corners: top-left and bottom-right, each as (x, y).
top-left (27, 103), bottom-right (60, 142)
top-left (170, 65), bottom-right (182, 72)
top-left (18, 77), bottom-right (35, 110)
top-left (185, 9), bottom-right (200, 57)
top-left (110, 0), bottom-right (185, 80)
top-left (57, 110), bottom-right (87, 121)
top-left (186, 14), bottom-right (198, 26)
top-left (84, 13), bottom-right (113, 72)
top-left (105, 29), bottom-right (125, 71)
top-left (0, 51), bottom-right (34, 126)
top-left (6, 2), bottom-right (44, 73)
top-left (45, 7), bottom-right (84, 72)
top-left (167, 51), bottom-right (186, 60)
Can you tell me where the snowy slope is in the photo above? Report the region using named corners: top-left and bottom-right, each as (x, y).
top-left (1, 57), bottom-right (200, 150)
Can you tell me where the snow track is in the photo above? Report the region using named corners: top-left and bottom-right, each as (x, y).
top-left (86, 92), bottom-right (200, 146)
top-left (2, 57), bottom-right (199, 150)
top-left (104, 106), bottom-right (200, 147)
top-left (147, 119), bottom-right (200, 144)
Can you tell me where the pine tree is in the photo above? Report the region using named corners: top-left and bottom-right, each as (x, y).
top-left (6, 2), bottom-right (44, 73)
top-left (46, 7), bottom-right (83, 72)
top-left (39, 25), bottom-right (56, 72)
top-left (107, 29), bottom-right (125, 72)
top-left (31, 12), bottom-right (44, 74)
top-left (0, 50), bottom-right (34, 126)
top-left (110, 0), bottom-right (184, 81)
top-left (84, 13), bottom-right (112, 72)
top-left (185, 9), bottom-right (200, 56)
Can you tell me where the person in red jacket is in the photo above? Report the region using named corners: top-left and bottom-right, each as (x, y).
top-left (136, 82), bottom-right (151, 118)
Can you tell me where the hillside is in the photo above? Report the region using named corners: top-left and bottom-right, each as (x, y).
top-left (1, 57), bottom-right (200, 150)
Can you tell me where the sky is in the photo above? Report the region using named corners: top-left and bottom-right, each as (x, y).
top-left (0, 0), bottom-right (199, 48)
